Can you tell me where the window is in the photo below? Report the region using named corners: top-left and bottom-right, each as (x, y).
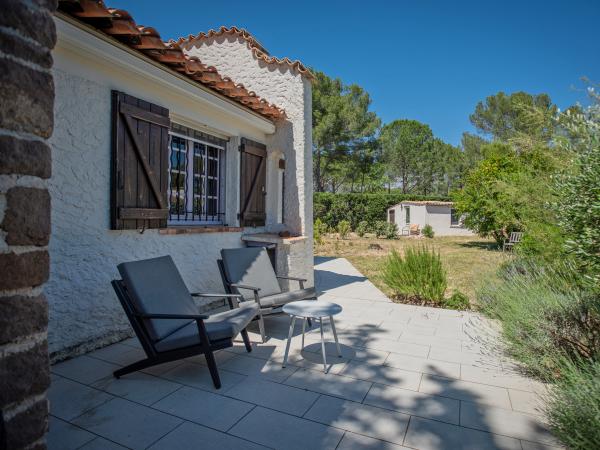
top-left (450, 208), bottom-right (460, 226)
top-left (405, 206), bottom-right (410, 224)
top-left (389, 209), bottom-right (395, 224)
top-left (168, 125), bottom-right (227, 224)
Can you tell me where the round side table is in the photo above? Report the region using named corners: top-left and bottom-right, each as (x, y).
top-left (281, 300), bottom-right (343, 373)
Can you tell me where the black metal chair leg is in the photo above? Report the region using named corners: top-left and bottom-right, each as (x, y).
top-left (114, 358), bottom-right (157, 378)
top-left (203, 349), bottom-right (221, 389)
top-left (241, 329), bottom-right (252, 352)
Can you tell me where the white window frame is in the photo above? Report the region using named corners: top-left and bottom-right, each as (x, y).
top-left (168, 131), bottom-right (225, 225)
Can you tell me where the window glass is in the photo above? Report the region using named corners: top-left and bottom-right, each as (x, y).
top-left (168, 130), bottom-right (224, 224)
top-left (451, 208), bottom-right (460, 226)
top-left (405, 206), bottom-right (410, 224)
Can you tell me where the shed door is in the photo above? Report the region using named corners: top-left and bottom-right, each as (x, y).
top-left (239, 138), bottom-right (267, 227)
top-left (111, 91), bottom-right (170, 230)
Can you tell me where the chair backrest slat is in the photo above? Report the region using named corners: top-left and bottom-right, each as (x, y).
top-left (220, 247), bottom-right (282, 300)
top-left (117, 255), bottom-right (197, 342)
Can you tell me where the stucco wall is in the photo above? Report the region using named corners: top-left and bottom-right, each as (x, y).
top-left (48, 68), bottom-right (249, 360)
top-left (182, 34), bottom-right (314, 285)
top-left (389, 204), bottom-right (474, 236)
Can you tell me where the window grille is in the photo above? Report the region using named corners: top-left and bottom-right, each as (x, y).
top-left (168, 126), bottom-right (227, 224)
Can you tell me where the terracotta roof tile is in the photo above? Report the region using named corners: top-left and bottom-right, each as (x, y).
top-left (173, 26), bottom-right (314, 80)
top-left (57, 0), bottom-right (286, 120)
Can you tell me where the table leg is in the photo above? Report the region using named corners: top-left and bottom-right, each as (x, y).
top-left (319, 317), bottom-right (328, 373)
top-left (330, 315), bottom-right (342, 357)
top-left (282, 316), bottom-right (296, 368)
top-left (301, 317), bottom-right (307, 349)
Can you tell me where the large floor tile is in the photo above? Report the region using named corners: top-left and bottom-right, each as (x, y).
top-left (340, 360), bottom-right (422, 391)
top-left (404, 415), bottom-right (521, 450)
top-left (51, 355), bottom-right (120, 385)
top-left (47, 416), bottom-right (95, 450)
top-left (152, 386), bottom-right (253, 431)
top-left (160, 361), bottom-right (246, 393)
top-left (229, 406), bottom-right (344, 450)
top-left (141, 359), bottom-right (185, 377)
top-left (384, 353), bottom-right (461, 379)
top-left (186, 349), bottom-right (237, 366)
top-left (92, 372), bottom-right (181, 406)
top-left (86, 343), bottom-right (146, 366)
top-left (429, 347), bottom-right (503, 368)
top-left (304, 395), bottom-right (409, 445)
top-left (72, 397), bottom-right (182, 450)
top-left (363, 338), bottom-right (430, 358)
top-left (78, 437), bottom-right (128, 449)
top-left (460, 401), bottom-right (558, 445)
top-left (148, 421), bottom-right (268, 450)
top-left (337, 432), bottom-right (410, 449)
top-left (226, 377), bottom-right (319, 416)
top-left (221, 353), bottom-right (298, 382)
top-left (284, 368), bottom-right (373, 402)
top-left (419, 374), bottom-right (512, 409)
top-left (460, 365), bottom-right (536, 391)
top-left (364, 383), bottom-right (460, 425)
top-left (48, 376), bottom-right (113, 421)
top-left (508, 389), bottom-right (544, 416)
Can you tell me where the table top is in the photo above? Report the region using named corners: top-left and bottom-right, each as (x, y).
top-left (282, 300), bottom-right (342, 318)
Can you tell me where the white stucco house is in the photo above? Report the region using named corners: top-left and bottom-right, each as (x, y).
top-left (48, 3), bottom-right (314, 360)
top-left (387, 201), bottom-right (473, 236)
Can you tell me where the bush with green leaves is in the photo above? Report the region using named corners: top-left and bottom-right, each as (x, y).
top-left (373, 220), bottom-right (388, 238)
top-left (337, 220), bottom-right (351, 239)
top-left (355, 220), bottom-right (371, 237)
top-left (382, 247), bottom-right (447, 303)
top-left (383, 222), bottom-right (398, 239)
top-left (444, 291), bottom-right (470, 310)
top-left (422, 224), bottom-right (434, 238)
top-left (314, 192), bottom-right (450, 230)
top-left (478, 262), bottom-right (600, 377)
top-left (545, 358), bottom-right (600, 450)
top-left (313, 218), bottom-right (327, 245)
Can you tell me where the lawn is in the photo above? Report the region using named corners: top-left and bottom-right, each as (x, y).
top-left (315, 234), bottom-right (509, 306)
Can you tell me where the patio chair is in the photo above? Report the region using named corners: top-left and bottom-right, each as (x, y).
top-left (111, 255), bottom-right (258, 389)
top-left (400, 225), bottom-right (410, 236)
top-left (503, 231), bottom-right (523, 252)
top-left (410, 224), bottom-right (420, 235)
top-left (218, 247), bottom-right (317, 342)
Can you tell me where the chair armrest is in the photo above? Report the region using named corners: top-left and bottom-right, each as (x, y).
top-left (135, 312), bottom-right (209, 320)
top-left (276, 275), bottom-right (307, 282)
top-left (191, 293), bottom-right (243, 299)
top-left (230, 283), bottom-right (261, 292)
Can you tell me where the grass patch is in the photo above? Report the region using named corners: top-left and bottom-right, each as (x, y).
top-left (315, 234), bottom-right (507, 307)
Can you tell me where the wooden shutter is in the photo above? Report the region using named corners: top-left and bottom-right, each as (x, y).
top-left (111, 91), bottom-right (170, 230)
top-left (239, 138), bottom-right (267, 227)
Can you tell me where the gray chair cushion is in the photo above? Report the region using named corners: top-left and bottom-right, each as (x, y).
top-left (259, 287), bottom-right (317, 308)
top-left (155, 302), bottom-right (259, 352)
top-left (220, 248), bottom-right (282, 300)
top-left (117, 256), bottom-right (197, 342)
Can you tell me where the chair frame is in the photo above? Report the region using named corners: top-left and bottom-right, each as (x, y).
top-left (217, 259), bottom-right (312, 343)
top-left (111, 280), bottom-right (252, 389)
top-left (503, 231), bottom-right (523, 252)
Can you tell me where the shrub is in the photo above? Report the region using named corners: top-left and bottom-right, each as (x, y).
top-left (314, 192), bottom-right (450, 230)
top-left (545, 358), bottom-right (600, 450)
top-left (337, 220), bottom-right (351, 239)
top-left (444, 291), bottom-right (470, 310)
top-left (382, 247), bottom-right (447, 303)
top-left (355, 220), bottom-right (370, 237)
top-left (373, 220), bottom-right (388, 238)
top-left (422, 224), bottom-right (434, 238)
top-left (478, 262), bottom-right (600, 377)
top-left (314, 218), bottom-right (327, 245)
top-left (383, 222), bottom-right (398, 239)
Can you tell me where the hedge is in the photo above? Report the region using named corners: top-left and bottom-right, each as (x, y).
top-left (313, 192), bottom-right (451, 230)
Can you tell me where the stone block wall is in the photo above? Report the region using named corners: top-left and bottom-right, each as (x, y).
top-left (0, 0), bottom-right (57, 448)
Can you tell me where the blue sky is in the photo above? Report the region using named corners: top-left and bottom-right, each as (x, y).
top-left (108, 0), bottom-right (599, 146)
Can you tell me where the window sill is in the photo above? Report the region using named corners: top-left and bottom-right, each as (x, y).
top-left (159, 226), bottom-right (243, 235)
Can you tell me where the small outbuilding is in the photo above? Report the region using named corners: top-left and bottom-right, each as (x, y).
top-left (387, 201), bottom-right (473, 236)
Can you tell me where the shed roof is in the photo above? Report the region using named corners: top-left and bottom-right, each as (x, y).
top-left (388, 200), bottom-right (455, 209)
top-left (57, 0), bottom-right (286, 120)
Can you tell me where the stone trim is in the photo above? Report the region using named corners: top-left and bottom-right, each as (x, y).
top-left (159, 226), bottom-right (243, 235)
top-left (0, 1), bottom-right (56, 447)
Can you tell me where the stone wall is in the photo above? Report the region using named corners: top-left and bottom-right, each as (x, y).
top-left (0, 0), bottom-right (57, 447)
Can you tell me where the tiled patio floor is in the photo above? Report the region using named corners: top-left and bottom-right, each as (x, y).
top-left (48, 257), bottom-right (561, 450)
